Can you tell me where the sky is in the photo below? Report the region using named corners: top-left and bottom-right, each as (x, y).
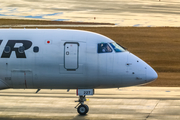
top-left (0, 0), bottom-right (180, 26)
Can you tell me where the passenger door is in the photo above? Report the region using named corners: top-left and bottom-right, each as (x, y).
top-left (64, 42), bottom-right (79, 70)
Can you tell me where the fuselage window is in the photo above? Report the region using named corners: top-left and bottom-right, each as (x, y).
top-left (98, 43), bottom-right (112, 53)
top-left (18, 46), bottom-right (25, 53)
top-left (4, 46), bottom-right (11, 53)
top-left (33, 46), bottom-right (39, 53)
top-left (109, 42), bottom-right (125, 52)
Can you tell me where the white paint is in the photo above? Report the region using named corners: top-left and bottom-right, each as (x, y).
top-left (0, 29), bottom-right (157, 90)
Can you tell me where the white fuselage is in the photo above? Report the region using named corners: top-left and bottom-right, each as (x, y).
top-left (0, 29), bottom-right (157, 89)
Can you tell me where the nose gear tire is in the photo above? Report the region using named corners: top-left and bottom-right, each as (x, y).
top-left (77, 104), bottom-right (89, 115)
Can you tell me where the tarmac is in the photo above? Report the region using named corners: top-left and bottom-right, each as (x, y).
top-left (0, 87), bottom-right (180, 120)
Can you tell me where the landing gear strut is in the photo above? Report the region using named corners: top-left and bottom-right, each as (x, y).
top-left (75, 95), bottom-right (89, 115)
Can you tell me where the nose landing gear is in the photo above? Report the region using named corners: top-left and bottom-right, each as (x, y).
top-left (75, 95), bottom-right (89, 115)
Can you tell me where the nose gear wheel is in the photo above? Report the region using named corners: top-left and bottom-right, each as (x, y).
top-left (75, 95), bottom-right (89, 115)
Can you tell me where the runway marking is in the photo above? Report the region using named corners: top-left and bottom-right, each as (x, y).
top-left (146, 100), bottom-right (160, 119)
top-left (0, 87), bottom-right (180, 120)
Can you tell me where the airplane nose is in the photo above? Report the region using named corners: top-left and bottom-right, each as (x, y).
top-left (146, 66), bottom-right (158, 82)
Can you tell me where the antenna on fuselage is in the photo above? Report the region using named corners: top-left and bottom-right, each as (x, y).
top-left (35, 89), bottom-right (41, 93)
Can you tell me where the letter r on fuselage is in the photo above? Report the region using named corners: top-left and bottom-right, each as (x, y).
top-left (1, 40), bottom-right (32, 58)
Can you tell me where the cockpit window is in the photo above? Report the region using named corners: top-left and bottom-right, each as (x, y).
top-left (109, 42), bottom-right (125, 52)
top-left (98, 43), bottom-right (112, 53)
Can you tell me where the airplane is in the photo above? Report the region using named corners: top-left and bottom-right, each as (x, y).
top-left (0, 29), bottom-right (158, 115)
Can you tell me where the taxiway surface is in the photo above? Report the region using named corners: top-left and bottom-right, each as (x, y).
top-left (0, 87), bottom-right (180, 120)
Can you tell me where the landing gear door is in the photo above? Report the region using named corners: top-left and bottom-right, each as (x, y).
top-left (64, 42), bottom-right (79, 70)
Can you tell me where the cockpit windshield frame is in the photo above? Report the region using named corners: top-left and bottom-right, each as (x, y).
top-left (109, 42), bottom-right (126, 52)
